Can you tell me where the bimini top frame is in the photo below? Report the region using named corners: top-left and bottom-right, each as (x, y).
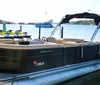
top-left (50, 12), bottom-right (100, 37)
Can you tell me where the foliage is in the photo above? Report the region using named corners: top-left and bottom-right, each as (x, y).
top-left (70, 20), bottom-right (95, 25)
top-left (0, 19), bottom-right (14, 24)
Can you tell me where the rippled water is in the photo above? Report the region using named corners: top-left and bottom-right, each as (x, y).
top-left (56, 71), bottom-right (100, 85)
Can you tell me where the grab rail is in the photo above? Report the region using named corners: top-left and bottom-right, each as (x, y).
top-left (90, 22), bottom-right (100, 43)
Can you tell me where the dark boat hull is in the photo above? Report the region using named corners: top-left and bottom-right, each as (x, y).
top-left (0, 47), bottom-right (64, 73)
top-left (0, 43), bottom-right (100, 73)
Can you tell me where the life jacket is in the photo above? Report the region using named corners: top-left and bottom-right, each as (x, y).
top-left (0, 32), bottom-right (5, 35)
top-left (18, 31), bottom-right (23, 34)
top-left (9, 31), bottom-right (15, 35)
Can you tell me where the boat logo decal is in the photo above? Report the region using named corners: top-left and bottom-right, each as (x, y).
top-left (33, 61), bottom-right (44, 66)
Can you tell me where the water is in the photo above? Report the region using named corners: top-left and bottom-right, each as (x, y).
top-left (0, 24), bottom-right (100, 41)
top-left (56, 70), bottom-right (100, 85)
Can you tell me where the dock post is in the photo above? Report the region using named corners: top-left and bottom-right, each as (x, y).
top-left (20, 25), bottom-right (22, 32)
top-left (38, 27), bottom-right (41, 39)
top-left (61, 27), bottom-right (63, 38)
top-left (3, 23), bottom-right (6, 31)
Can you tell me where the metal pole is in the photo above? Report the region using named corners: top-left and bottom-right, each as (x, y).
top-left (61, 27), bottom-right (63, 38)
top-left (50, 16), bottom-right (65, 37)
top-left (20, 25), bottom-right (22, 32)
top-left (90, 22), bottom-right (100, 43)
top-left (38, 27), bottom-right (41, 39)
top-left (3, 23), bottom-right (6, 31)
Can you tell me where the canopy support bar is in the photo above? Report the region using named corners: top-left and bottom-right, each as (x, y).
top-left (50, 16), bottom-right (65, 37)
top-left (90, 22), bottom-right (100, 43)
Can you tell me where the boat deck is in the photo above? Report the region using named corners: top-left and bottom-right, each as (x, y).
top-left (0, 37), bottom-right (99, 49)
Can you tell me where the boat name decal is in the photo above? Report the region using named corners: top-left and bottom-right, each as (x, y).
top-left (40, 50), bottom-right (51, 53)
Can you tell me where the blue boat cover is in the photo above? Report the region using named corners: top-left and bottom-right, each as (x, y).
top-left (35, 20), bottom-right (53, 28)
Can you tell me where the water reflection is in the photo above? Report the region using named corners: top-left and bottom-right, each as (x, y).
top-left (56, 71), bottom-right (100, 85)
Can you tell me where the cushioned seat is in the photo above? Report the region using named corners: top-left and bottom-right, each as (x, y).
top-left (0, 43), bottom-right (62, 49)
top-left (47, 37), bottom-right (56, 43)
top-left (56, 39), bottom-right (65, 44)
top-left (63, 41), bottom-right (78, 47)
top-left (0, 39), bottom-right (14, 44)
top-left (63, 38), bottom-right (84, 43)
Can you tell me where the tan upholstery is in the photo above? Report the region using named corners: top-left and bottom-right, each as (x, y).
top-left (44, 42), bottom-right (57, 44)
top-left (56, 39), bottom-right (65, 44)
top-left (47, 37), bottom-right (56, 43)
top-left (31, 39), bottom-right (45, 44)
top-left (63, 41), bottom-right (99, 47)
top-left (55, 38), bottom-right (84, 44)
top-left (63, 42), bottom-right (78, 47)
top-left (63, 38), bottom-right (84, 43)
top-left (78, 42), bottom-right (100, 46)
top-left (0, 82), bottom-right (8, 85)
top-left (0, 39), bottom-right (14, 44)
top-left (0, 43), bottom-right (62, 49)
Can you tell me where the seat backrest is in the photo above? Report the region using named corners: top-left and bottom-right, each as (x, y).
top-left (30, 39), bottom-right (45, 44)
top-left (63, 41), bottom-right (77, 47)
top-left (47, 37), bottom-right (56, 43)
top-left (0, 39), bottom-right (14, 44)
top-left (64, 38), bottom-right (84, 43)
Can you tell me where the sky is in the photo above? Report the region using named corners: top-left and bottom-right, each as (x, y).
top-left (0, 0), bottom-right (100, 23)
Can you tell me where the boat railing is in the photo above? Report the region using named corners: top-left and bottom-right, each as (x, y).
top-left (90, 22), bottom-right (100, 44)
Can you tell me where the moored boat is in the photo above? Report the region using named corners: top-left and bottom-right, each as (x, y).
top-left (0, 12), bottom-right (100, 74)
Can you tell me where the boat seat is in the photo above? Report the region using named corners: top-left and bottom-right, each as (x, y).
top-left (0, 39), bottom-right (14, 44)
top-left (63, 41), bottom-right (78, 47)
top-left (30, 39), bottom-right (45, 44)
top-left (63, 38), bottom-right (84, 43)
top-left (78, 42), bottom-right (100, 46)
top-left (0, 82), bottom-right (7, 85)
top-left (62, 41), bottom-right (96, 47)
top-left (44, 42), bottom-right (57, 44)
top-left (55, 38), bottom-right (84, 44)
top-left (61, 38), bottom-right (85, 47)
top-left (47, 37), bottom-right (56, 43)
top-left (56, 39), bottom-right (65, 44)
top-left (0, 43), bottom-right (62, 49)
